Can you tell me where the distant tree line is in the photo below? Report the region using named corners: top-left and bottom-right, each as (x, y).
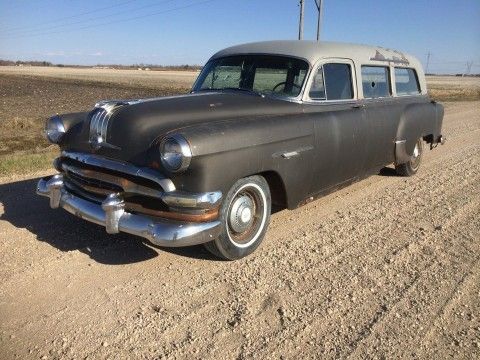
top-left (102, 63), bottom-right (202, 71)
top-left (0, 59), bottom-right (53, 66)
top-left (0, 59), bottom-right (202, 71)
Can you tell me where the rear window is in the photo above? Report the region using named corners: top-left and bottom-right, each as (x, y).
top-left (395, 68), bottom-right (421, 95)
top-left (361, 66), bottom-right (391, 98)
top-left (309, 63), bottom-right (353, 100)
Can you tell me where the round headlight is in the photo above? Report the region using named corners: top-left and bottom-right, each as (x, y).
top-left (45, 115), bottom-right (66, 144)
top-left (160, 135), bottom-right (192, 172)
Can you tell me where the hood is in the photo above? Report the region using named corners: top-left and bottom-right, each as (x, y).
top-left (62, 91), bottom-right (301, 166)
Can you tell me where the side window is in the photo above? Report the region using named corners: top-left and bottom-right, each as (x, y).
top-left (361, 66), bottom-right (391, 98)
top-left (395, 68), bottom-right (420, 95)
top-left (309, 63), bottom-right (353, 100)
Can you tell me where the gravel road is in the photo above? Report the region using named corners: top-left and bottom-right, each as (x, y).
top-left (0, 101), bottom-right (479, 359)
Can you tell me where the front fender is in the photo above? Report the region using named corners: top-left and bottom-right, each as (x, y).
top-left (170, 114), bottom-right (315, 208)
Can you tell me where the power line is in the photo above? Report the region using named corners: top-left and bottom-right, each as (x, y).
top-left (0, 0), bottom-right (218, 40)
top-left (0, 0), bottom-right (178, 36)
top-left (0, 0), bottom-right (138, 31)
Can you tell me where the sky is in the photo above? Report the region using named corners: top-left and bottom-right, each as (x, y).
top-left (0, 0), bottom-right (479, 74)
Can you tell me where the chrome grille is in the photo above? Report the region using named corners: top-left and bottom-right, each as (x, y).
top-left (60, 160), bottom-right (164, 200)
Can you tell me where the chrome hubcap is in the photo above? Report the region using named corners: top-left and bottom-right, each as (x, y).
top-left (413, 144), bottom-right (419, 158)
top-left (410, 140), bottom-right (422, 170)
top-left (229, 194), bottom-right (255, 233)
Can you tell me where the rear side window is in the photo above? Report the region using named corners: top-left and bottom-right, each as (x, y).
top-left (395, 68), bottom-right (420, 95)
top-left (361, 66), bottom-right (391, 98)
top-left (309, 63), bottom-right (353, 100)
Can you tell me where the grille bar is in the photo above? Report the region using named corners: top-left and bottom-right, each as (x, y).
top-left (61, 163), bottom-right (163, 199)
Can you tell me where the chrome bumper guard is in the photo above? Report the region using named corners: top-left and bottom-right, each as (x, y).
top-left (36, 175), bottom-right (222, 247)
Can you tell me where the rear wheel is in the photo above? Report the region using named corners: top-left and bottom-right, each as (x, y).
top-left (204, 175), bottom-right (271, 260)
top-left (395, 138), bottom-right (423, 176)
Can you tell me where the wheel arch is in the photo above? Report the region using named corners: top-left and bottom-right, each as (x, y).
top-left (395, 101), bottom-right (438, 164)
top-left (257, 170), bottom-right (288, 213)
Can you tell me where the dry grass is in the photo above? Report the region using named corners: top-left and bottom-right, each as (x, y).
top-left (0, 149), bottom-right (58, 177)
top-left (427, 75), bottom-right (480, 101)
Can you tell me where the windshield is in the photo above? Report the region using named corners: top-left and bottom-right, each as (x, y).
top-left (193, 55), bottom-right (309, 98)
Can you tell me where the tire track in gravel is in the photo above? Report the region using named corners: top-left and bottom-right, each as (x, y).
top-left (254, 186), bottom-right (479, 359)
top-left (345, 212), bottom-right (480, 358)
top-left (235, 133), bottom-right (480, 359)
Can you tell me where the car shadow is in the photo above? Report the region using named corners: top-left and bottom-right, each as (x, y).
top-left (0, 177), bottom-right (218, 264)
top-left (378, 166), bottom-right (398, 177)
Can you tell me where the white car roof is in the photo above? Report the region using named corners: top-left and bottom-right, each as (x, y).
top-left (211, 40), bottom-right (423, 71)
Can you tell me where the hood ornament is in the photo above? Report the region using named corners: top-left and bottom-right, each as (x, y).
top-left (89, 101), bottom-right (127, 150)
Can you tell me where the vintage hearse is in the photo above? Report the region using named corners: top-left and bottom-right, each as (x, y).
top-left (37, 41), bottom-right (445, 259)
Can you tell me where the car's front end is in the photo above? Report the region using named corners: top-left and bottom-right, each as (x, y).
top-left (36, 50), bottom-right (312, 256)
top-left (37, 150), bottom-right (223, 246)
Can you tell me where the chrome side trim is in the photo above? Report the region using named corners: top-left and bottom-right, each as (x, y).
top-left (37, 176), bottom-right (221, 247)
top-left (281, 151), bottom-right (300, 159)
top-left (272, 145), bottom-right (314, 159)
top-left (61, 151), bottom-right (176, 192)
top-left (394, 140), bottom-right (411, 164)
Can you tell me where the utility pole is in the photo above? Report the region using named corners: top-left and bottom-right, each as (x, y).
top-left (464, 61), bottom-right (473, 77)
top-left (315, 0), bottom-right (323, 41)
top-left (425, 52), bottom-right (431, 74)
top-left (298, 0), bottom-right (304, 40)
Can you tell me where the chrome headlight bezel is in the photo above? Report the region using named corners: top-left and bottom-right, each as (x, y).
top-left (159, 134), bottom-right (192, 173)
top-left (45, 115), bottom-right (66, 144)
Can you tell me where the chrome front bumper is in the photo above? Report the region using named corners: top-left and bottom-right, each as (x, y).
top-left (36, 175), bottom-right (222, 247)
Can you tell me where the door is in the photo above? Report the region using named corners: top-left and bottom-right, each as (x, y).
top-left (360, 65), bottom-right (402, 171)
top-left (303, 60), bottom-right (367, 195)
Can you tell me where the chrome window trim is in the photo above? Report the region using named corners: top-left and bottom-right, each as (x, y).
top-left (303, 57), bottom-right (357, 103)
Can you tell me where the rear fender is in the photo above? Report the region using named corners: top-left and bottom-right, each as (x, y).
top-left (395, 101), bottom-right (443, 164)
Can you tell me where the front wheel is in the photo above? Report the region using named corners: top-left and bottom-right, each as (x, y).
top-left (395, 138), bottom-right (423, 176)
top-left (204, 175), bottom-right (271, 260)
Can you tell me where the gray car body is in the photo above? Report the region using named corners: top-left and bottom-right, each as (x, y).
top-left (56, 41), bottom-right (444, 210)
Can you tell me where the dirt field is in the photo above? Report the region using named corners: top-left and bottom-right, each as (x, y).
top-left (0, 68), bottom-right (479, 359)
